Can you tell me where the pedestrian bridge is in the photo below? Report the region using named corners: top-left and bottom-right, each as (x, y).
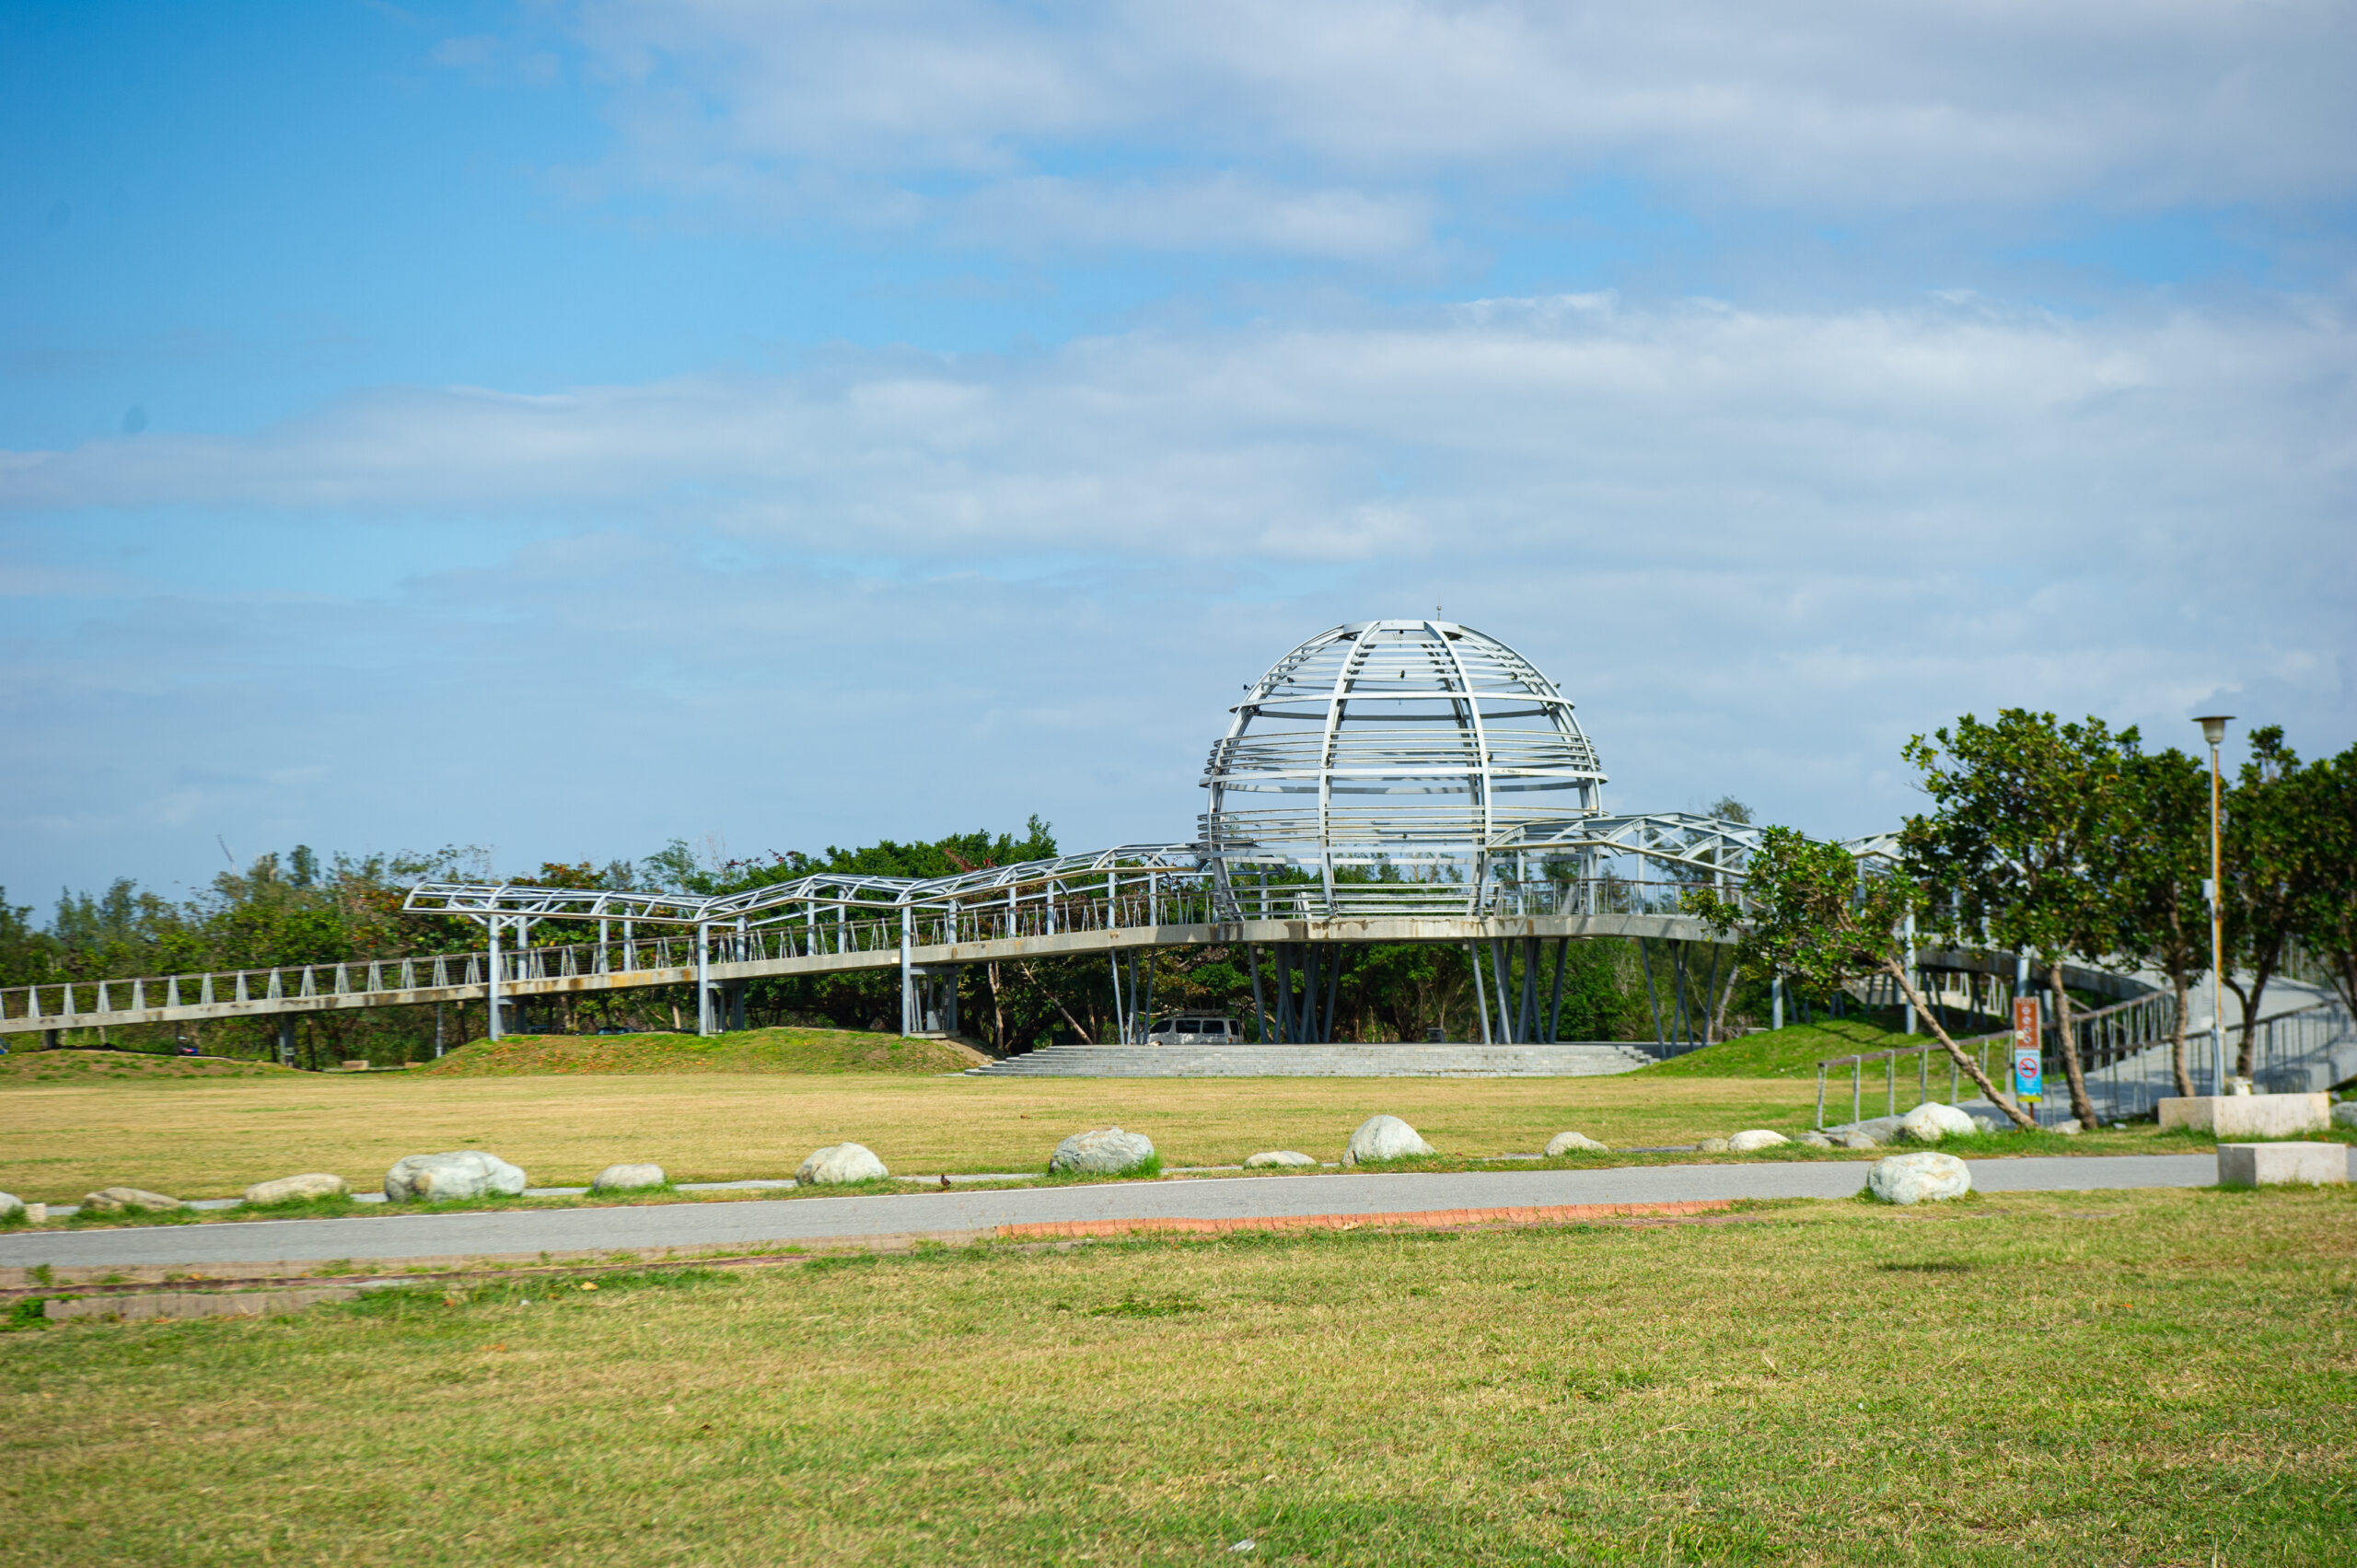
top-left (0, 619), bottom-right (1912, 1059)
top-left (0, 814), bottom-right (1891, 1052)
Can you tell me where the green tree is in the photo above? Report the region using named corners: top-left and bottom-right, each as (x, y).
top-left (2107, 748), bottom-right (2211, 1097)
top-left (0, 888), bottom-right (57, 988)
top-left (2293, 744), bottom-right (2357, 1018)
top-left (1899, 711), bottom-right (2136, 1130)
top-left (1690, 827), bottom-right (2035, 1128)
top-left (2221, 726), bottom-right (2324, 1076)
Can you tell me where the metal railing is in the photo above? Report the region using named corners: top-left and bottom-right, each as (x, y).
top-left (1814, 989), bottom-right (2181, 1129)
top-left (0, 876), bottom-right (1739, 1035)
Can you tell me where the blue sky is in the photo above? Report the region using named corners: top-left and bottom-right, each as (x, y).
top-left (4, 0), bottom-right (2352, 902)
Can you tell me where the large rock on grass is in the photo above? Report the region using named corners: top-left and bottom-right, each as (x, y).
top-left (242, 1173), bottom-right (350, 1205)
top-left (2335, 1101), bottom-right (2357, 1130)
top-left (796, 1144), bottom-right (888, 1185)
top-left (384, 1151), bottom-right (527, 1202)
top-left (1546, 1131), bottom-right (1608, 1156)
top-left (1050, 1128), bottom-right (1156, 1176)
top-left (1343, 1115), bottom-right (1434, 1167)
top-left (1867, 1152), bottom-right (1971, 1205)
top-left (81, 1186), bottom-right (184, 1214)
top-left (1726, 1130), bottom-right (1789, 1152)
top-left (1898, 1103), bottom-right (1980, 1144)
top-left (592, 1162), bottom-right (667, 1192)
top-left (1244, 1150), bottom-right (1316, 1168)
top-left (0, 1191), bottom-right (23, 1220)
top-left (1695, 1136), bottom-right (1732, 1153)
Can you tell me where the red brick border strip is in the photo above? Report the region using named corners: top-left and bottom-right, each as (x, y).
top-left (999, 1198), bottom-right (1735, 1240)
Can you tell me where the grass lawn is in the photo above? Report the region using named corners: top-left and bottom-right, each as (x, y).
top-left (0, 1069), bottom-right (1831, 1203)
top-left (1643, 1016), bottom-right (1920, 1080)
top-left (1, 1184), bottom-right (2349, 1565)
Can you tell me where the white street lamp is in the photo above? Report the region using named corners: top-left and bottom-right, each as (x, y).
top-left (2194, 714), bottom-right (2233, 1093)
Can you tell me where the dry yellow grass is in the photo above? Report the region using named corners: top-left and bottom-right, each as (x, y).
top-left (0, 1072), bottom-right (1820, 1201)
top-left (4, 1186), bottom-right (2351, 1564)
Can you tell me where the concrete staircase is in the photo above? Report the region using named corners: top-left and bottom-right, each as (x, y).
top-left (965, 1041), bottom-right (1658, 1078)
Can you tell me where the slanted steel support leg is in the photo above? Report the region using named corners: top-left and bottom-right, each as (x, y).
top-left (1546, 936), bottom-right (1569, 1042)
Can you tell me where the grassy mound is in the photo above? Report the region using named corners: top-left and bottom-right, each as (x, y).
top-left (1641, 1016), bottom-right (1926, 1079)
top-left (0, 1050), bottom-right (295, 1084)
top-left (417, 1027), bottom-right (978, 1077)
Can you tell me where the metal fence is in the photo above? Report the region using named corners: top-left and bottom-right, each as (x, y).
top-left (1816, 991), bottom-right (2354, 1129)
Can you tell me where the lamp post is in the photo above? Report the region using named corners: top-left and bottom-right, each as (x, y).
top-left (2194, 714), bottom-right (2233, 1094)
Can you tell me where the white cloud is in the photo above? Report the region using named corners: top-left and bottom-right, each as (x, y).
top-left (566, 0), bottom-right (2357, 250)
top-left (2, 288), bottom-right (2348, 889)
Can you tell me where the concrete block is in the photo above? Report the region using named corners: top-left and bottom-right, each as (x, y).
top-left (2158, 1093), bottom-right (2329, 1138)
top-left (2217, 1143), bottom-right (2350, 1187)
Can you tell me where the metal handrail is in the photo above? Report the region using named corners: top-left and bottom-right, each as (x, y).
top-left (1813, 989), bottom-right (2179, 1128)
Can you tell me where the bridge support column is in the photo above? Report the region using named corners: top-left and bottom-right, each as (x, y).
top-left (277, 1014), bottom-right (296, 1069)
top-left (727, 981), bottom-right (747, 1033)
top-left (904, 966), bottom-right (958, 1035)
top-left (695, 921), bottom-right (712, 1037)
top-left (898, 908), bottom-right (914, 1036)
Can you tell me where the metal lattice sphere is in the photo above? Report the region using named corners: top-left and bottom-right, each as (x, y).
top-left (1202, 620), bottom-right (1606, 916)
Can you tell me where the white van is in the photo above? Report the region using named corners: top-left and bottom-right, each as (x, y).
top-left (1144, 1016), bottom-right (1246, 1045)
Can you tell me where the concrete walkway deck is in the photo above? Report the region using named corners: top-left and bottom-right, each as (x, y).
top-left (0, 1153), bottom-right (2249, 1273)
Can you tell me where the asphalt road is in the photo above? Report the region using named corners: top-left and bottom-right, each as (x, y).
top-left (0, 1154), bottom-right (2236, 1272)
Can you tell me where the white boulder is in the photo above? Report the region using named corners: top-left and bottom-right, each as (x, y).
top-left (1867, 1151), bottom-right (1972, 1205)
top-left (242, 1173), bottom-right (350, 1204)
top-left (384, 1151), bottom-right (527, 1202)
top-left (1836, 1131), bottom-right (1881, 1151)
top-left (1050, 1127), bottom-right (1157, 1175)
top-left (1545, 1131), bottom-right (1608, 1156)
top-left (1898, 1103), bottom-right (1980, 1144)
top-left (796, 1144), bottom-right (888, 1184)
top-left (1243, 1150), bottom-right (1316, 1168)
top-left (1726, 1130), bottom-right (1789, 1152)
top-left (591, 1162), bottom-right (667, 1192)
top-left (1342, 1115), bottom-right (1434, 1167)
top-left (0, 1191), bottom-right (22, 1219)
top-left (1798, 1131), bottom-right (1834, 1149)
top-left (81, 1186), bottom-right (184, 1213)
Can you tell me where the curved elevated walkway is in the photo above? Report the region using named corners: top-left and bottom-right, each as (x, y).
top-left (966, 1041), bottom-right (1657, 1077)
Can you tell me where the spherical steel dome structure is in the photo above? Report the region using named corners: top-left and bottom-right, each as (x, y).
top-left (1202, 620), bottom-right (1606, 916)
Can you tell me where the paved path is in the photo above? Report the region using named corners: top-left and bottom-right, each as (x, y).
top-left (0, 1154), bottom-right (2236, 1272)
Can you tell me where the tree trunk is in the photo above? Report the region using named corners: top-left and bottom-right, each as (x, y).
top-left (1017, 962), bottom-right (1094, 1044)
top-left (2232, 962), bottom-right (2276, 1080)
top-left (2167, 970), bottom-right (2193, 1098)
top-left (2047, 962), bottom-right (2099, 1130)
top-left (1708, 958), bottom-right (1742, 1043)
top-left (987, 961), bottom-right (1005, 1055)
top-left (1883, 958), bottom-right (2038, 1130)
